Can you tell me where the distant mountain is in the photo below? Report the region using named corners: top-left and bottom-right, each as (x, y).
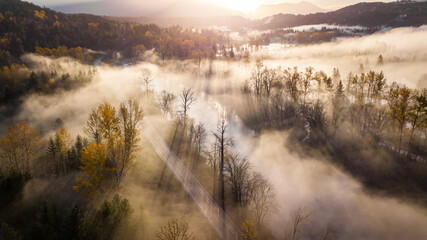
top-left (251, 1), bottom-right (327, 19)
top-left (52, 0), bottom-right (241, 17)
top-left (105, 15), bottom-right (254, 29)
top-left (258, 2), bottom-right (427, 29)
top-left (107, 2), bottom-right (427, 29)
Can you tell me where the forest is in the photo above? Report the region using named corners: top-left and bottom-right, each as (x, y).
top-left (0, 0), bottom-right (427, 240)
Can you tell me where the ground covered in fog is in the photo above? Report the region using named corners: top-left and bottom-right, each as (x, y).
top-left (1, 26), bottom-right (427, 240)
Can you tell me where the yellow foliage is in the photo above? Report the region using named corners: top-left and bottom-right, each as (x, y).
top-left (73, 142), bottom-right (114, 199)
top-left (132, 44), bottom-right (146, 57)
top-left (34, 10), bottom-right (46, 19)
top-left (0, 64), bottom-right (30, 82)
top-left (78, 100), bottom-right (143, 199)
top-left (241, 220), bottom-right (257, 240)
top-left (56, 128), bottom-right (73, 153)
top-left (145, 31), bottom-right (153, 38)
top-left (0, 13), bottom-right (4, 22)
top-left (53, 20), bottom-right (61, 28)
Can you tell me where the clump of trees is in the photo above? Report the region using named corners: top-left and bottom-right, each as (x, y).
top-left (0, 100), bottom-right (143, 239)
top-left (154, 86), bottom-right (278, 235)
top-left (0, 63), bottom-right (93, 104)
top-left (0, 0), bottom-right (225, 61)
top-left (35, 46), bottom-right (92, 62)
top-left (74, 99), bottom-right (144, 199)
top-left (244, 59), bottom-right (426, 158)
top-left (0, 122), bottom-right (43, 174)
top-left (241, 58), bottom-right (427, 204)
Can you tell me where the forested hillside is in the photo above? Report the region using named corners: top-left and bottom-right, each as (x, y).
top-left (260, 2), bottom-right (427, 29)
top-left (0, 0), bottom-right (222, 59)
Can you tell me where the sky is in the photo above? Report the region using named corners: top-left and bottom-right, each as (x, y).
top-left (27, 0), bottom-right (394, 11)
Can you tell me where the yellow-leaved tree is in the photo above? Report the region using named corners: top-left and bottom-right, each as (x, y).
top-left (241, 220), bottom-right (257, 240)
top-left (73, 142), bottom-right (113, 199)
top-left (75, 99), bottom-right (143, 199)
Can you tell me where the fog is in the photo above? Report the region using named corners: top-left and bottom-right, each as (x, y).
top-left (12, 26), bottom-right (427, 239)
top-left (256, 26), bottom-right (427, 89)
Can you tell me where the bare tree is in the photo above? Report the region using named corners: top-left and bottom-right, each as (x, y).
top-left (251, 172), bottom-right (277, 226)
top-left (322, 225), bottom-right (337, 240)
top-left (206, 144), bottom-right (219, 195)
top-left (179, 87), bottom-right (196, 126)
top-left (300, 67), bottom-right (314, 105)
top-left (193, 123), bottom-right (207, 157)
top-left (0, 122), bottom-right (43, 174)
top-left (213, 118), bottom-right (233, 213)
top-left (250, 58), bottom-right (265, 96)
top-left (140, 68), bottom-right (153, 94)
top-left (158, 90), bottom-right (177, 117)
top-left (224, 152), bottom-right (252, 207)
top-left (290, 207), bottom-right (309, 240)
top-left (157, 219), bottom-right (195, 240)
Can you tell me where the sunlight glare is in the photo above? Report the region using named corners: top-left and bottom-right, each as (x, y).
top-left (204, 0), bottom-right (260, 14)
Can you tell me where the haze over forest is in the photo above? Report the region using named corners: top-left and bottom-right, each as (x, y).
top-left (0, 0), bottom-right (427, 240)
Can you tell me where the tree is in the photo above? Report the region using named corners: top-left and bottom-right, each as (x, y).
top-left (241, 220), bottom-right (257, 240)
top-left (250, 59), bottom-right (265, 96)
top-left (94, 194), bottom-right (133, 239)
top-left (206, 144), bottom-right (220, 195)
top-left (332, 68), bottom-right (340, 83)
top-left (377, 54), bottom-right (384, 66)
top-left (300, 67), bottom-right (314, 105)
top-left (283, 67), bottom-right (301, 103)
top-left (78, 100), bottom-right (143, 197)
top-left (0, 122), bottom-right (42, 174)
top-left (140, 68), bottom-right (153, 94)
top-left (224, 152), bottom-right (252, 207)
top-left (213, 119), bottom-right (233, 213)
top-left (0, 222), bottom-right (22, 240)
top-left (179, 87), bottom-right (196, 126)
top-left (388, 84), bottom-right (414, 151)
top-left (158, 90), bottom-right (176, 117)
top-left (193, 123), bottom-right (207, 159)
top-left (331, 81), bottom-right (347, 134)
top-left (46, 128), bottom-right (73, 176)
top-left (55, 128), bottom-right (73, 175)
top-left (132, 44), bottom-right (146, 58)
top-left (408, 93), bottom-right (427, 149)
top-left (73, 142), bottom-right (112, 199)
top-left (290, 208), bottom-right (309, 240)
top-left (262, 67), bottom-right (277, 98)
top-left (251, 172), bottom-right (277, 226)
top-left (84, 108), bottom-right (102, 144)
top-left (157, 219), bottom-right (195, 240)
top-left (115, 99), bottom-right (144, 185)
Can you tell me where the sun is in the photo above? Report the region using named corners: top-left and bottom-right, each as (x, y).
top-left (204, 0), bottom-right (260, 14)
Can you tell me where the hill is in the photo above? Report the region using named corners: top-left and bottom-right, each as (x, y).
top-left (251, 1), bottom-right (327, 19)
top-left (108, 2), bottom-right (427, 29)
top-left (51, 0), bottom-right (242, 17)
top-left (0, 0), bottom-right (222, 59)
top-left (258, 2), bottom-right (427, 29)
